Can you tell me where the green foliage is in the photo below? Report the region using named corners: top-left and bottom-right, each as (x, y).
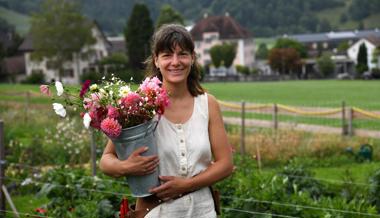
top-left (369, 168), bottom-right (380, 212)
top-left (317, 54), bottom-right (335, 77)
top-left (21, 71), bottom-right (45, 84)
top-left (37, 167), bottom-right (126, 217)
top-left (348, 0), bottom-right (380, 20)
top-left (356, 43), bottom-right (369, 74)
top-left (30, 0), bottom-right (95, 81)
top-left (274, 38), bottom-right (307, 58)
top-left (217, 155), bottom-right (378, 218)
top-left (235, 65), bottom-right (250, 75)
top-left (256, 43), bottom-right (269, 60)
top-left (124, 3), bottom-right (153, 70)
top-left (209, 43), bottom-right (236, 68)
top-left (318, 18), bottom-right (332, 32)
top-left (156, 4), bottom-right (184, 29)
top-left (337, 41), bottom-right (349, 53)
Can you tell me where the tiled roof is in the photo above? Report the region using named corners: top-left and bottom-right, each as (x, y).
top-left (107, 36), bottom-right (126, 54)
top-left (190, 15), bottom-right (252, 41)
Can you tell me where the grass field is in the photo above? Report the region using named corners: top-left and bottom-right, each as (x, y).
top-left (203, 80), bottom-right (380, 109)
top-left (1, 80), bottom-right (379, 108)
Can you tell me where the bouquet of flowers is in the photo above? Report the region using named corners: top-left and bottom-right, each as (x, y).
top-left (41, 76), bottom-right (169, 196)
top-left (40, 76), bottom-right (170, 138)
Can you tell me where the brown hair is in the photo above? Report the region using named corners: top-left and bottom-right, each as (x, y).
top-left (145, 24), bottom-right (205, 96)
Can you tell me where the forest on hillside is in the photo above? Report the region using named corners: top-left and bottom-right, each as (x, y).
top-left (0, 0), bottom-right (379, 36)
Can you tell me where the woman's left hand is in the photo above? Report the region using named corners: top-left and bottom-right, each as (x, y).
top-left (149, 176), bottom-right (190, 201)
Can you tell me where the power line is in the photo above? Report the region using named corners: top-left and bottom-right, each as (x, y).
top-left (223, 207), bottom-right (300, 218)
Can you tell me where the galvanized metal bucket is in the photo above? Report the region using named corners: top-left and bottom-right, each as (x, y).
top-left (111, 119), bottom-right (160, 197)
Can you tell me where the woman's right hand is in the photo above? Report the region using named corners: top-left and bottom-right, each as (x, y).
top-left (123, 146), bottom-right (159, 176)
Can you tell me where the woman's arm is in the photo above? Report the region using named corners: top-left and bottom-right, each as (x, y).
top-left (99, 139), bottom-right (159, 177)
top-left (150, 94), bottom-right (233, 199)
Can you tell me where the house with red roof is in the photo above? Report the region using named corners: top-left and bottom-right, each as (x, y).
top-left (190, 13), bottom-right (255, 75)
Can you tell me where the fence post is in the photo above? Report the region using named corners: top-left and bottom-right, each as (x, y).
top-left (341, 101), bottom-right (348, 136)
top-left (240, 101), bottom-right (246, 155)
top-left (348, 107), bottom-right (353, 136)
top-left (24, 91), bottom-right (30, 123)
top-left (273, 103), bottom-right (278, 130)
top-left (0, 120), bottom-right (5, 217)
top-left (90, 129), bottom-right (97, 177)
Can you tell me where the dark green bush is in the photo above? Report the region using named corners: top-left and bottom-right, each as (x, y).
top-left (22, 71), bottom-right (45, 84)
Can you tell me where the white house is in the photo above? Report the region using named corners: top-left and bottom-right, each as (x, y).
top-left (346, 36), bottom-right (380, 70)
top-left (19, 22), bottom-right (111, 84)
top-left (189, 13), bottom-right (255, 75)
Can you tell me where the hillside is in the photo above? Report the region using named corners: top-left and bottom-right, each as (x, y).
top-left (0, 6), bottom-right (30, 35)
top-left (0, 0), bottom-right (379, 37)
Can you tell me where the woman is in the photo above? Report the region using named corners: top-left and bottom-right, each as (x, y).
top-left (100, 24), bottom-right (233, 218)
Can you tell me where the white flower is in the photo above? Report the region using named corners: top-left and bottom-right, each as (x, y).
top-left (90, 84), bottom-right (98, 91)
top-left (83, 113), bottom-right (91, 129)
top-left (21, 178), bottom-right (33, 186)
top-left (119, 86), bottom-right (131, 97)
top-left (52, 103), bottom-right (66, 117)
top-left (55, 81), bottom-right (64, 96)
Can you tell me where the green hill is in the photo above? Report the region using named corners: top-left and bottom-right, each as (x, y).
top-left (315, 0), bottom-right (379, 31)
top-left (0, 6), bottom-right (30, 35)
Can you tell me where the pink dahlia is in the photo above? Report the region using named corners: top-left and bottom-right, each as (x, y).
top-left (107, 106), bottom-right (120, 119)
top-left (100, 117), bottom-right (122, 138)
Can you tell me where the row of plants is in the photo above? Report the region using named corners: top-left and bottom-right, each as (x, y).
top-left (12, 155), bottom-right (379, 217)
top-left (215, 155), bottom-right (380, 218)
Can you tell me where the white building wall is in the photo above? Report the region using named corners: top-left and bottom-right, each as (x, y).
top-left (347, 39), bottom-right (377, 70)
top-left (194, 32), bottom-right (255, 69)
top-left (24, 26), bottom-right (109, 84)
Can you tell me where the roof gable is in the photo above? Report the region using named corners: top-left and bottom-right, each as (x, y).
top-left (190, 15), bottom-right (252, 41)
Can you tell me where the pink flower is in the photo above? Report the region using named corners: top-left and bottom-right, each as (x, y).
top-left (139, 77), bottom-right (161, 94)
top-left (120, 92), bottom-right (142, 108)
top-left (101, 117), bottom-right (122, 138)
top-left (107, 106), bottom-right (120, 119)
top-left (80, 80), bottom-right (91, 98)
top-left (39, 85), bottom-right (51, 96)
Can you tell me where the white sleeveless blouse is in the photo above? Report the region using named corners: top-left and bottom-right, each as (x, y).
top-left (146, 93), bottom-right (217, 218)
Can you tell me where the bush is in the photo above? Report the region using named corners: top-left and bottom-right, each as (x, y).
top-left (369, 168), bottom-right (380, 212)
top-left (236, 65), bottom-right (250, 75)
top-left (80, 71), bottom-right (104, 83)
top-left (22, 71), bottom-right (45, 84)
top-left (371, 68), bottom-right (380, 79)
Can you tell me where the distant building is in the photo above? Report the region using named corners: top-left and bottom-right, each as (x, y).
top-left (107, 36), bottom-right (126, 55)
top-left (18, 22), bottom-right (112, 84)
top-left (284, 29), bottom-right (380, 57)
top-left (347, 35), bottom-right (380, 70)
top-left (190, 13), bottom-right (255, 74)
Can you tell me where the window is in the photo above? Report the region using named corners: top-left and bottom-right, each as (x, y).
top-left (63, 69), bottom-right (74, 77)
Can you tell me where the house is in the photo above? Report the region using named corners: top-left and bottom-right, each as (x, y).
top-left (190, 13), bottom-right (255, 75)
top-left (1, 55), bottom-right (26, 82)
top-left (347, 35), bottom-right (380, 70)
top-left (18, 22), bottom-right (112, 84)
top-left (107, 36), bottom-right (126, 55)
top-left (285, 29), bottom-right (380, 58)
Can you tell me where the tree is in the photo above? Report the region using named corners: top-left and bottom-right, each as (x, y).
top-left (30, 0), bottom-right (95, 81)
top-left (274, 38), bottom-right (307, 58)
top-left (356, 43), bottom-right (368, 74)
top-left (318, 19), bottom-right (331, 32)
top-left (268, 48), bottom-right (302, 76)
top-left (256, 43), bottom-right (269, 60)
top-left (156, 4), bottom-right (184, 29)
top-left (209, 43), bottom-right (236, 68)
top-left (124, 3), bottom-right (154, 70)
top-left (317, 54), bottom-right (335, 77)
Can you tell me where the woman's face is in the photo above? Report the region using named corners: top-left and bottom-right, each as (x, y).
top-left (155, 44), bottom-right (193, 85)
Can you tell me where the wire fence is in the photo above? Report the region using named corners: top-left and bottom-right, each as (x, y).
top-left (1, 161), bottom-right (380, 218)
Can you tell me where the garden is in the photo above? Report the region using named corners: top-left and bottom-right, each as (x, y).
top-left (0, 80), bottom-right (379, 217)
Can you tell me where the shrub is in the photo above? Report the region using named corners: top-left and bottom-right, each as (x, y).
top-left (22, 71), bottom-right (45, 84)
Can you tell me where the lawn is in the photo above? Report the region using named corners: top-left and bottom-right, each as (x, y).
top-left (203, 80), bottom-right (380, 109)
